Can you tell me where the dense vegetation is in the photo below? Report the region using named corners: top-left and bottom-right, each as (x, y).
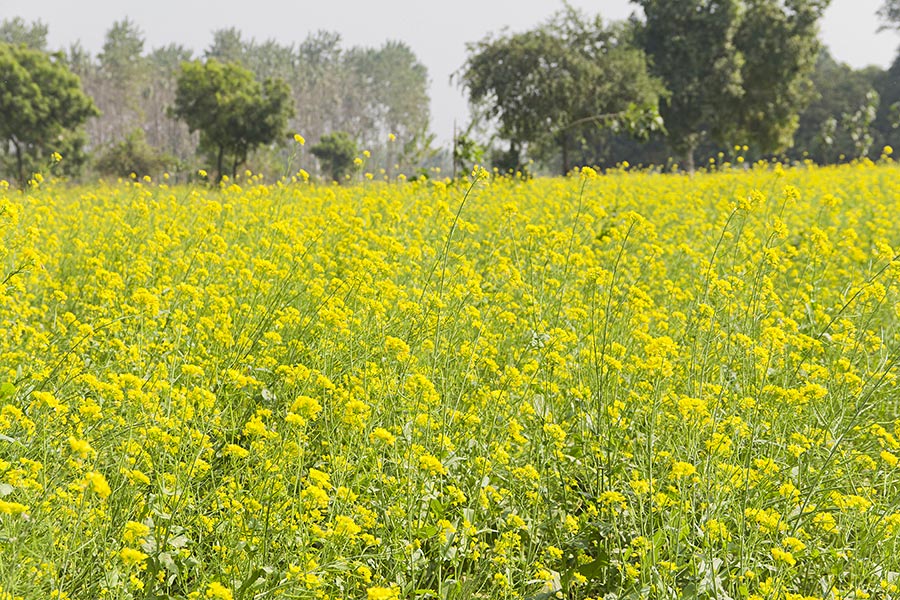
top-left (1, 159), bottom-right (900, 599)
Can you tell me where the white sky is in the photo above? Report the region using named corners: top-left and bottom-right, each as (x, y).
top-left (4, 0), bottom-right (898, 143)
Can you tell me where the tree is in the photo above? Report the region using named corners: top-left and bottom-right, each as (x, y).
top-left (0, 43), bottom-right (98, 184)
top-left (310, 131), bottom-right (359, 182)
top-left (205, 28), bottom-right (247, 65)
top-left (459, 8), bottom-right (662, 174)
top-left (634, 0), bottom-right (829, 170)
top-left (90, 19), bottom-right (149, 146)
top-left (99, 19), bottom-right (146, 83)
top-left (789, 50), bottom-right (884, 163)
top-left (172, 59), bottom-right (293, 182)
top-left (634, 0), bottom-right (744, 171)
top-left (343, 41), bottom-right (433, 169)
top-left (144, 44), bottom-right (196, 163)
top-left (0, 17), bottom-right (48, 51)
top-left (879, 0), bottom-right (900, 28)
top-left (94, 128), bottom-right (172, 178)
top-left (873, 54), bottom-right (900, 152)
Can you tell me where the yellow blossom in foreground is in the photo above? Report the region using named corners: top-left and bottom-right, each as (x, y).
top-left (83, 471), bottom-right (111, 499)
top-left (119, 547), bottom-right (148, 568)
top-left (68, 436), bottom-right (94, 459)
top-left (121, 468), bottom-right (151, 486)
top-left (370, 427), bottom-right (396, 445)
top-left (333, 515), bottom-right (361, 536)
top-left (224, 444), bottom-right (250, 459)
top-left (367, 586), bottom-right (400, 600)
top-left (122, 520), bottom-right (150, 545)
top-left (0, 500), bottom-right (29, 515)
top-left (704, 519), bottom-right (732, 543)
top-left (772, 547), bottom-right (797, 567)
top-left (418, 453), bottom-right (447, 476)
top-left (205, 582), bottom-right (233, 600)
top-left (670, 461), bottom-right (696, 479)
top-left (290, 395), bottom-right (322, 419)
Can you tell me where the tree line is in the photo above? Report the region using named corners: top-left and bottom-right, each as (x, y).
top-left (456, 0), bottom-right (900, 174)
top-left (2, 2), bottom-right (900, 185)
top-left (0, 17), bottom-right (433, 184)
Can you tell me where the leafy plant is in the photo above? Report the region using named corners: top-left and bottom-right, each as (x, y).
top-left (310, 131), bottom-right (359, 182)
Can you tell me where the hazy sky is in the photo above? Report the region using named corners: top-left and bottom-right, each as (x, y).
top-left (5, 0), bottom-right (899, 142)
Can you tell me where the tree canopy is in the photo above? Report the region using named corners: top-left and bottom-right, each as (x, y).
top-left (0, 42), bottom-right (98, 185)
top-left (635, 0), bottom-right (829, 170)
top-left (879, 0), bottom-right (900, 28)
top-left (0, 17), bottom-right (48, 51)
top-left (172, 59), bottom-right (293, 182)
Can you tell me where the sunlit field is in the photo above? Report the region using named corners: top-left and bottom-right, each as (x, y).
top-left (2, 160), bottom-right (900, 600)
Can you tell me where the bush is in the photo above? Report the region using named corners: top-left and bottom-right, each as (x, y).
top-left (310, 131), bottom-right (359, 183)
top-left (94, 129), bottom-right (171, 178)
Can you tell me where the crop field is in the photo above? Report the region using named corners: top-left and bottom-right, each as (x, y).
top-left (1, 162), bottom-right (900, 600)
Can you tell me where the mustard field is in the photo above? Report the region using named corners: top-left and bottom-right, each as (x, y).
top-left (2, 162), bottom-right (900, 600)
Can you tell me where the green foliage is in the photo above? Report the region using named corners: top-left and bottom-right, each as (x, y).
top-left (310, 131), bottom-right (359, 182)
top-left (843, 89), bottom-right (880, 158)
top-left (452, 132), bottom-right (485, 177)
top-left (633, 0), bottom-right (744, 170)
top-left (879, 0), bottom-right (900, 28)
top-left (205, 27), bottom-right (246, 65)
top-left (0, 17), bottom-right (48, 51)
top-left (99, 18), bottom-right (146, 83)
top-left (873, 54), bottom-right (900, 149)
top-left (0, 42), bottom-right (98, 185)
top-left (344, 41), bottom-right (431, 143)
top-left (635, 0), bottom-right (828, 169)
top-left (459, 7), bottom-right (663, 174)
top-left (94, 129), bottom-right (173, 178)
top-left (791, 50), bottom-right (885, 163)
top-left (728, 0), bottom-right (826, 151)
top-left (172, 59), bottom-right (293, 182)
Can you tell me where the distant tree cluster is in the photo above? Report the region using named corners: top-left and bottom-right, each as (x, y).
top-left (458, 0), bottom-right (900, 173)
top-left (0, 17), bottom-right (433, 185)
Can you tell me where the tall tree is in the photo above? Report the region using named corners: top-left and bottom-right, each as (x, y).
top-left (172, 59), bottom-right (293, 181)
top-left (728, 0), bottom-right (828, 151)
top-left (879, 0), bottom-right (900, 28)
top-left (144, 43), bottom-right (196, 162)
top-left (789, 49), bottom-right (884, 163)
top-left (634, 0), bottom-right (829, 170)
top-left (633, 0), bottom-right (744, 171)
top-left (0, 43), bottom-right (98, 184)
top-left (205, 28), bottom-right (246, 64)
top-left (459, 8), bottom-right (662, 174)
top-left (84, 19), bottom-right (149, 147)
top-left (343, 41), bottom-right (433, 170)
top-left (0, 17), bottom-right (48, 51)
top-left (874, 54), bottom-right (900, 151)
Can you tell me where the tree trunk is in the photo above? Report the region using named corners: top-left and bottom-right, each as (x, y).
top-left (561, 132), bottom-right (570, 176)
top-left (216, 145), bottom-right (225, 183)
top-left (13, 140), bottom-right (24, 187)
top-left (683, 145), bottom-right (695, 174)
